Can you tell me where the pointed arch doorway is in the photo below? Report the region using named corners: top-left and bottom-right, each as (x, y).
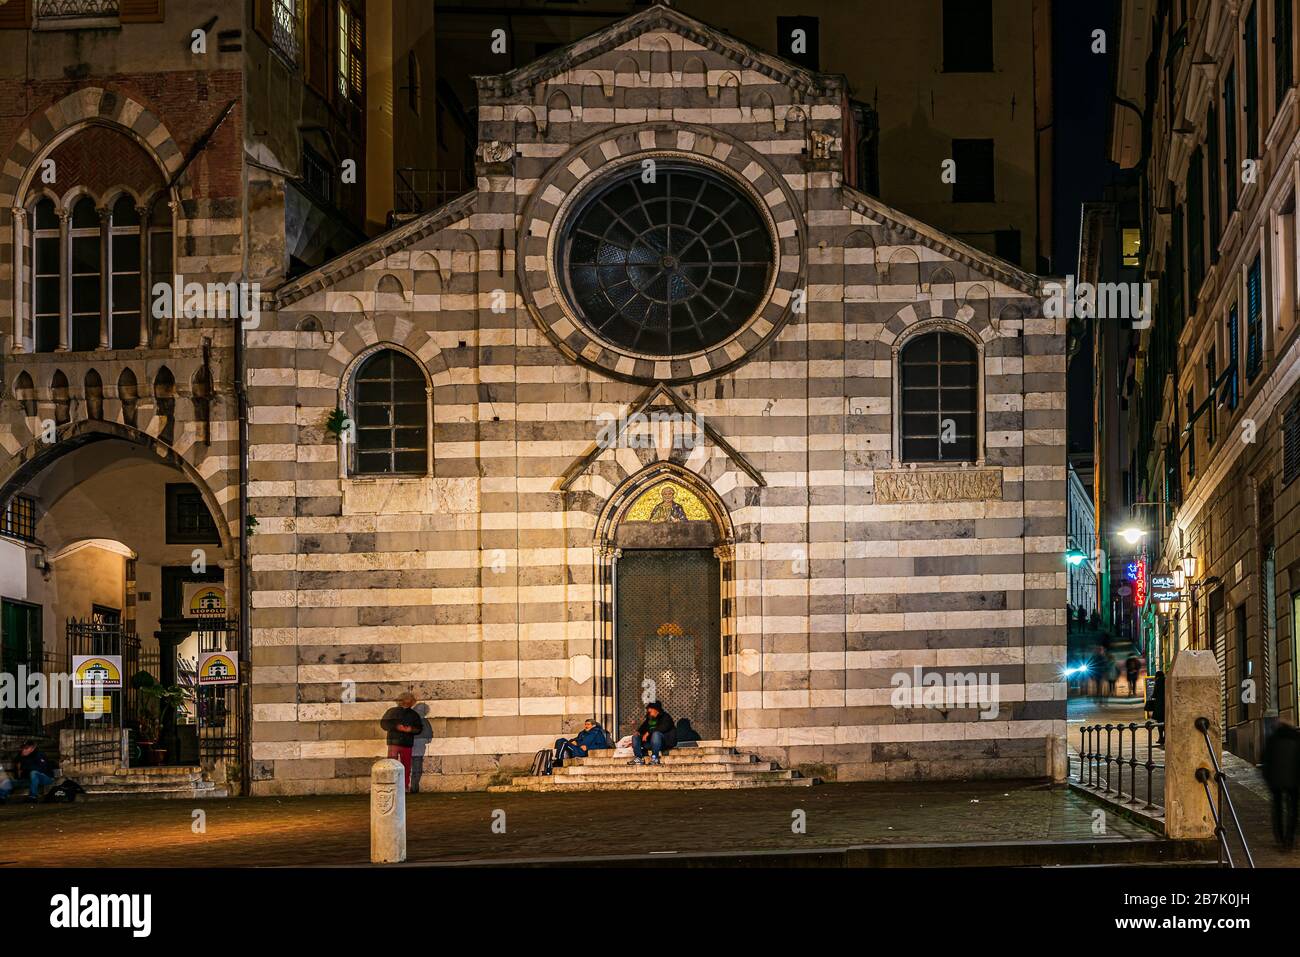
top-left (596, 465), bottom-right (736, 742)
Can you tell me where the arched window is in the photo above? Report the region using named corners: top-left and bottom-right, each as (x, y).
top-left (352, 350), bottom-right (428, 475)
top-left (31, 198), bottom-right (60, 353)
top-left (899, 330), bottom-right (979, 463)
top-left (69, 197), bottom-right (102, 352)
top-left (109, 195), bottom-right (142, 349)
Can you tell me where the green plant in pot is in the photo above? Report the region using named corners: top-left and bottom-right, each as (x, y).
top-left (133, 673), bottom-right (186, 765)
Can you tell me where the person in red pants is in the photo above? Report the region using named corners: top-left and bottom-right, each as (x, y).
top-left (380, 692), bottom-right (423, 792)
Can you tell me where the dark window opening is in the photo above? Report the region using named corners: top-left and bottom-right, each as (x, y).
top-left (1, 495), bottom-right (37, 543)
top-left (165, 483), bottom-right (220, 545)
top-left (353, 349), bottom-right (429, 475)
top-left (951, 139), bottom-right (995, 203)
top-left (900, 331), bottom-right (979, 463)
top-left (943, 0), bottom-right (993, 72)
top-left (1246, 253), bottom-right (1263, 381)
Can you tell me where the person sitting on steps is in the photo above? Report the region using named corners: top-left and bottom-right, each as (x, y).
top-left (553, 718), bottom-right (609, 766)
top-left (629, 701), bottom-right (676, 766)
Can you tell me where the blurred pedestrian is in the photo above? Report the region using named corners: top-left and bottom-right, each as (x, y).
top-left (1262, 719), bottom-right (1300, 851)
top-left (1125, 653), bottom-right (1142, 696)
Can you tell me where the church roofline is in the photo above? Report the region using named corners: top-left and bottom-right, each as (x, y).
top-left (273, 190), bottom-right (479, 307)
top-left (472, 3), bottom-right (845, 101)
top-left (840, 185), bottom-right (1044, 297)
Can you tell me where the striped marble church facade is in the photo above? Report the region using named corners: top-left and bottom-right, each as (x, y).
top-left (246, 5), bottom-right (1069, 795)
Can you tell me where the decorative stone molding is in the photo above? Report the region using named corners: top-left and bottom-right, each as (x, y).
top-left (873, 467), bottom-right (1003, 504)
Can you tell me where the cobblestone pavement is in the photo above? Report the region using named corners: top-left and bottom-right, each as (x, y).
top-left (1067, 695), bottom-right (1300, 868)
top-left (0, 779), bottom-right (1155, 867)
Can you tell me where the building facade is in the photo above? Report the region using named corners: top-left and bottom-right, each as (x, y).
top-left (432, 0), bottom-right (1055, 274)
top-left (1111, 0), bottom-right (1299, 761)
top-left (246, 4), bottom-right (1068, 794)
top-left (0, 0), bottom-right (438, 786)
top-left (1067, 461), bottom-right (1098, 618)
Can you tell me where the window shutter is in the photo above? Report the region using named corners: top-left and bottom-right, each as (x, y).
top-left (0, 0), bottom-right (32, 29)
top-left (253, 0), bottom-right (272, 40)
top-left (1284, 397), bottom-right (1300, 485)
top-left (120, 0), bottom-right (164, 23)
top-left (305, 0), bottom-right (327, 93)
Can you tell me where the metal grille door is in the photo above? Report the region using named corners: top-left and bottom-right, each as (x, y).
top-left (615, 549), bottom-right (721, 739)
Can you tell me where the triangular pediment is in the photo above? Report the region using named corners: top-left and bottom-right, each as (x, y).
top-left (559, 382), bottom-right (765, 492)
top-left (474, 3), bottom-right (843, 101)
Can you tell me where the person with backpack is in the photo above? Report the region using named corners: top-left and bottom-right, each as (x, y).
top-left (629, 701), bottom-right (675, 765)
top-left (553, 718), bottom-right (610, 766)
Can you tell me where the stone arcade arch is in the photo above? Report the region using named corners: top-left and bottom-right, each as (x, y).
top-left (594, 463), bottom-right (737, 743)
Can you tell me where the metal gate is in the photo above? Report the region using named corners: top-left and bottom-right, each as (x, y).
top-left (190, 618), bottom-right (244, 766)
top-left (615, 549), bottom-right (721, 739)
top-left (65, 618), bottom-right (142, 766)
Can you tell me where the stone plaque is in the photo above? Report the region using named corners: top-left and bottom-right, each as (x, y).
top-left (874, 468), bottom-right (1002, 504)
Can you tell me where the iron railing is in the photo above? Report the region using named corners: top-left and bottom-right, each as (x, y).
top-left (395, 168), bottom-right (468, 215)
top-left (1077, 721), bottom-right (1164, 812)
top-left (1195, 716), bottom-right (1255, 868)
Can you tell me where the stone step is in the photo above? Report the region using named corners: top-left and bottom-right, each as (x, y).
top-left (555, 761), bottom-right (777, 775)
top-left (490, 777), bottom-right (816, 792)
top-left (515, 769), bottom-right (803, 786)
top-left (568, 750), bottom-right (750, 765)
top-left (81, 783), bottom-right (229, 801)
top-left (112, 766), bottom-right (204, 776)
top-left (80, 772), bottom-right (205, 787)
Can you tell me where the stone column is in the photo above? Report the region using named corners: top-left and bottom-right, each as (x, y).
top-left (1163, 649), bottom-right (1220, 840)
top-left (370, 758), bottom-right (407, 863)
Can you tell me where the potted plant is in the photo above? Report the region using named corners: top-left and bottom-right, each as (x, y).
top-left (133, 673), bottom-right (187, 765)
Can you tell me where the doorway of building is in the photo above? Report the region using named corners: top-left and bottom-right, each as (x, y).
top-left (614, 548), bottom-right (722, 740)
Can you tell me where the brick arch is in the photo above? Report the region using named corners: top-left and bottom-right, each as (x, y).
top-left (0, 88), bottom-right (192, 209)
top-left (0, 418), bottom-right (237, 557)
top-left (878, 297), bottom-right (998, 348)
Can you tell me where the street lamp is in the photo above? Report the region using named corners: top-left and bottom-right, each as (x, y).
top-left (1118, 525), bottom-right (1145, 545)
top-left (1181, 554), bottom-right (1199, 579)
top-left (1065, 548), bottom-right (1088, 566)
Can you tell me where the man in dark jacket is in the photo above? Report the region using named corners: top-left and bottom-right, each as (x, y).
top-left (1262, 720), bottom-right (1300, 850)
top-left (16, 741), bottom-right (53, 802)
top-left (379, 693), bottom-right (423, 792)
top-left (1144, 670), bottom-right (1166, 745)
top-left (629, 701), bottom-right (675, 765)
top-left (553, 718), bottom-right (609, 765)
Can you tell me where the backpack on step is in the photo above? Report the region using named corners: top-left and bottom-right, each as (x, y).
top-left (530, 749), bottom-right (554, 776)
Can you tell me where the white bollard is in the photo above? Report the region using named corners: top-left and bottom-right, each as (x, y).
top-left (370, 759), bottom-right (407, 863)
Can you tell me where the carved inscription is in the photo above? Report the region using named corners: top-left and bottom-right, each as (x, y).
top-left (874, 468), bottom-right (1002, 504)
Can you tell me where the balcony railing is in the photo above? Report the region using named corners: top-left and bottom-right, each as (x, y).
top-left (395, 168), bottom-right (469, 215)
top-left (270, 0), bottom-right (300, 63)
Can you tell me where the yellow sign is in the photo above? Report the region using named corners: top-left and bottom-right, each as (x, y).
top-left (186, 584), bottom-right (226, 618)
top-left (197, 651), bottom-right (239, 686)
top-left (83, 695), bottom-right (112, 716)
top-left (72, 655), bottom-right (122, 690)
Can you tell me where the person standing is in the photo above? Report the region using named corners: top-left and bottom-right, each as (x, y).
top-left (1262, 719), bottom-right (1300, 851)
top-left (380, 692), bottom-right (423, 792)
top-left (1144, 670), bottom-right (1166, 745)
